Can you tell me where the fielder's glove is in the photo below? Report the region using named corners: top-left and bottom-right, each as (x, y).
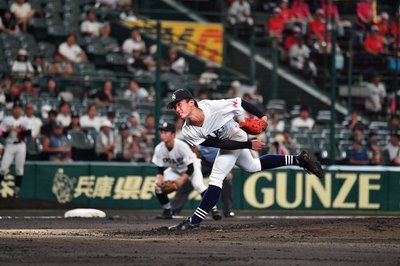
top-left (161, 180), bottom-right (179, 194)
top-left (239, 118), bottom-right (268, 135)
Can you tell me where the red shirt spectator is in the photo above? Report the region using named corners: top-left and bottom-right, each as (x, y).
top-left (364, 26), bottom-right (384, 54)
top-left (279, 0), bottom-right (293, 22)
top-left (321, 0), bottom-right (339, 22)
top-left (357, 0), bottom-right (374, 29)
top-left (309, 9), bottom-right (326, 41)
top-left (284, 26), bottom-right (301, 52)
top-left (266, 8), bottom-right (285, 38)
top-left (376, 13), bottom-right (389, 37)
top-left (291, 0), bottom-right (312, 21)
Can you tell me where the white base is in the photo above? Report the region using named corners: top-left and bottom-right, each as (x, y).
top-left (64, 208), bottom-right (106, 218)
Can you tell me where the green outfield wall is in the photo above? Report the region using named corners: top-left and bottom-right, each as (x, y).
top-left (1, 162), bottom-right (399, 212)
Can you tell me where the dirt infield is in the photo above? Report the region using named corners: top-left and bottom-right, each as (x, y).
top-left (0, 210), bottom-right (399, 266)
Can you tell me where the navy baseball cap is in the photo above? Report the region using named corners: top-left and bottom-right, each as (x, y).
top-left (158, 122), bottom-right (176, 132)
top-left (167, 89), bottom-right (194, 109)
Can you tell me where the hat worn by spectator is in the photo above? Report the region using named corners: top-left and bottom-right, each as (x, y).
top-left (71, 112), bottom-right (80, 118)
top-left (119, 123), bottom-right (129, 131)
top-left (54, 121), bottom-right (63, 129)
top-left (167, 89), bottom-right (194, 109)
top-left (158, 122), bottom-right (176, 132)
top-left (18, 49), bottom-right (27, 56)
top-left (100, 120), bottom-right (113, 129)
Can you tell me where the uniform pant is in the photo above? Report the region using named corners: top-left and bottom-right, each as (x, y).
top-left (0, 143), bottom-right (26, 176)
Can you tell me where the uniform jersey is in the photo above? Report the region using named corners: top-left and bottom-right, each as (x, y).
top-left (152, 138), bottom-right (197, 174)
top-left (182, 97), bottom-right (246, 146)
top-left (0, 116), bottom-right (29, 144)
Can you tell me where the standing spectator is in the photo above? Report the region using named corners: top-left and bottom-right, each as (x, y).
top-left (291, 105), bottom-right (315, 130)
top-left (347, 139), bottom-right (369, 165)
top-left (45, 52), bottom-right (74, 77)
top-left (382, 130), bottom-right (400, 166)
top-left (122, 29), bottom-right (147, 54)
top-left (289, 37), bottom-right (317, 77)
top-left (227, 0), bottom-right (254, 28)
top-left (95, 80), bottom-right (114, 108)
top-left (80, 10), bottom-right (103, 37)
top-left (0, 10), bottom-right (19, 35)
top-left (356, 0), bottom-right (375, 30)
top-left (40, 110), bottom-right (58, 137)
top-left (364, 73), bottom-right (386, 114)
top-left (265, 7), bottom-right (285, 40)
top-left (11, 49), bottom-right (34, 78)
top-left (95, 119), bottom-right (116, 161)
top-left (162, 48), bottom-right (188, 75)
top-left (58, 34), bottom-right (88, 64)
top-left (123, 79), bottom-right (149, 110)
top-left (10, 0), bottom-right (35, 32)
top-left (56, 102), bottom-right (71, 128)
top-left (79, 104), bottom-right (103, 131)
top-left (42, 122), bottom-right (72, 162)
top-left (23, 102), bottom-right (42, 139)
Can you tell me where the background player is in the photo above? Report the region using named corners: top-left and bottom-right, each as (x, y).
top-left (0, 103), bottom-right (31, 197)
top-left (152, 122), bottom-right (221, 219)
top-left (166, 89), bottom-right (324, 230)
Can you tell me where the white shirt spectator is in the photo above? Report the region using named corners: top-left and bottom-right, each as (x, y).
top-left (123, 85), bottom-right (149, 110)
top-left (24, 115), bottom-right (42, 138)
top-left (122, 35), bottom-right (146, 54)
top-left (228, 0), bottom-right (253, 26)
top-left (58, 42), bottom-right (85, 63)
top-left (80, 20), bottom-right (103, 37)
top-left (80, 115), bottom-right (103, 131)
top-left (365, 81), bottom-right (386, 112)
top-left (291, 117), bottom-right (315, 130)
top-left (10, 2), bottom-right (33, 19)
top-left (12, 60), bottom-right (34, 77)
top-left (57, 114), bottom-right (71, 127)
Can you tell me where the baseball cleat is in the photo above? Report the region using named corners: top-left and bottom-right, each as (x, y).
top-left (156, 209), bottom-right (173, 219)
top-left (296, 151), bottom-right (324, 178)
top-left (224, 211), bottom-right (235, 218)
top-left (211, 208), bottom-right (222, 220)
top-left (168, 217), bottom-right (200, 230)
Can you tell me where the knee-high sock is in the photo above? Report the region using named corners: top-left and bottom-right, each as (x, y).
top-left (190, 185), bottom-right (221, 224)
top-left (155, 192), bottom-right (171, 210)
top-left (259, 154), bottom-right (298, 169)
top-left (15, 175), bottom-right (22, 187)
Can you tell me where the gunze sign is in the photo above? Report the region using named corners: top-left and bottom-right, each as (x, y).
top-left (1, 163), bottom-right (399, 212)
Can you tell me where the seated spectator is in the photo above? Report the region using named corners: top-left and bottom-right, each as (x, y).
top-left (40, 77), bottom-right (59, 98)
top-left (32, 54), bottom-right (45, 77)
top-left (123, 79), bottom-right (149, 110)
top-left (143, 113), bottom-right (155, 147)
top-left (56, 102), bottom-right (71, 128)
top-left (10, 0), bottom-right (35, 32)
top-left (291, 0), bottom-right (312, 33)
top-left (5, 83), bottom-right (21, 108)
top-left (128, 111), bottom-right (144, 135)
top-left (58, 34), bottom-right (88, 64)
top-left (114, 122), bottom-right (134, 162)
top-left (283, 26), bottom-right (301, 58)
top-left (356, 0), bottom-right (375, 30)
top-left (268, 134), bottom-right (289, 155)
top-left (80, 104), bottom-right (103, 131)
top-left (0, 10), bottom-right (20, 35)
top-left (122, 29), bottom-right (147, 54)
top-left (320, 0), bottom-right (350, 36)
top-left (23, 102), bottom-right (42, 139)
top-left (350, 126), bottom-right (366, 144)
top-left (278, 0), bottom-right (294, 26)
top-left (283, 129), bottom-right (297, 154)
top-left (99, 23), bottom-right (120, 52)
top-left (0, 74), bottom-right (13, 94)
top-left (80, 10), bottom-right (103, 37)
top-left (347, 139), bottom-right (369, 165)
top-left (65, 112), bottom-right (81, 134)
top-left (198, 62), bottom-right (220, 90)
top-left (96, 0), bottom-right (132, 8)
top-left (20, 78), bottom-right (38, 97)
top-left (291, 105), bottom-right (315, 130)
top-left (345, 110), bottom-right (367, 130)
top-left (364, 25), bottom-right (385, 55)
top-left (95, 120), bottom-right (116, 161)
top-left (127, 48), bottom-right (149, 74)
top-left (144, 44), bottom-right (157, 72)
top-left (104, 108), bottom-right (116, 124)
top-left (289, 37), bottom-right (317, 77)
top-left (364, 73), bottom-right (386, 114)
top-left (95, 80), bottom-right (114, 108)
top-left (43, 122), bottom-right (72, 162)
top-left (269, 111), bottom-right (285, 132)
top-left (265, 7), bottom-right (285, 40)
top-left (366, 130), bottom-right (381, 165)
top-left (40, 110), bottom-right (58, 137)
top-left (131, 130), bottom-right (152, 162)
top-left (309, 9), bottom-right (326, 43)
top-left (225, 80), bottom-right (242, 98)
top-left (46, 52), bottom-right (74, 77)
top-left (376, 12), bottom-right (390, 42)
top-left (162, 48), bottom-right (188, 75)
top-left (387, 114), bottom-right (400, 131)
top-left (382, 130), bottom-right (400, 166)
top-left (11, 49), bottom-right (34, 78)
top-left (227, 0), bottom-right (254, 28)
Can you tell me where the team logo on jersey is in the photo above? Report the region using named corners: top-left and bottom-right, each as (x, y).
top-left (206, 126), bottom-right (224, 140)
top-left (52, 168), bottom-right (76, 204)
top-left (172, 93), bottom-right (176, 101)
top-left (163, 157), bottom-right (184, 166)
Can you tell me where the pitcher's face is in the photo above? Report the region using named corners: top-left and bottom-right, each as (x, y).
top-left (174, 99), bottom-right (192, 119)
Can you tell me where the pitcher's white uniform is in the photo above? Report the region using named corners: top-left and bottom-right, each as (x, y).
top-left (152, 138), bottom-right (207, 194)
top-left (182, 97), bottom-right (262, 188)
top-left (0, 115), bottom-right (29, 176)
